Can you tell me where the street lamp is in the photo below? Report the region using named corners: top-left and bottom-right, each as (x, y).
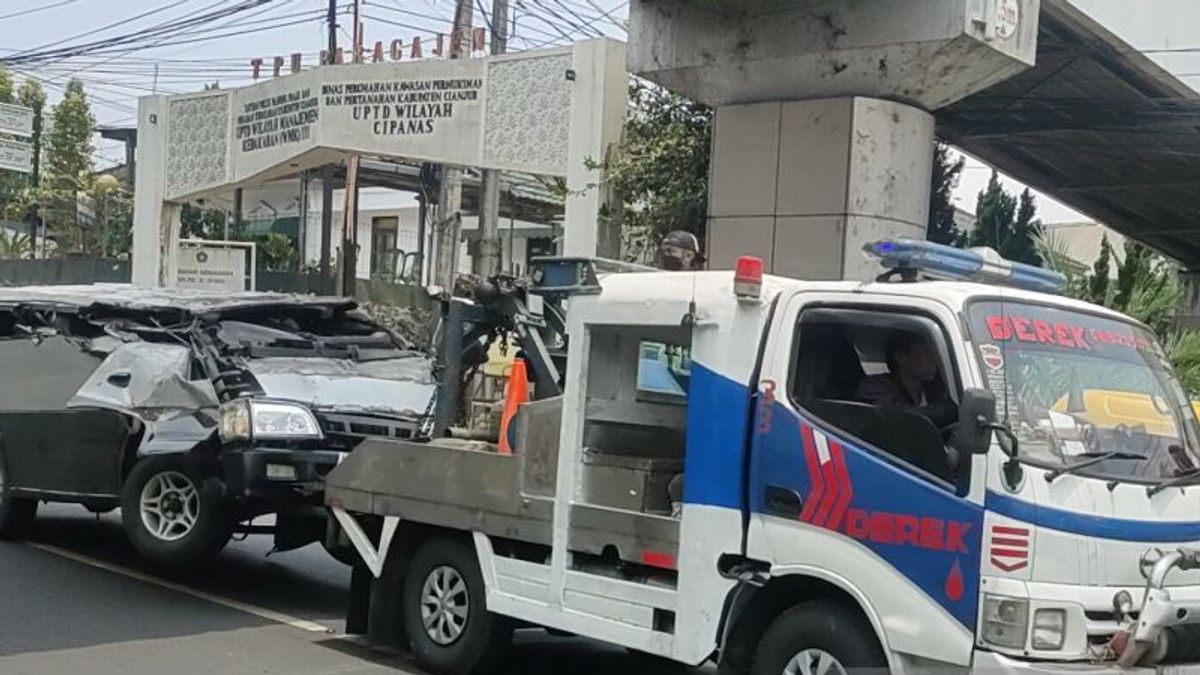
top-left (94, 174), bottom-right (120, 259)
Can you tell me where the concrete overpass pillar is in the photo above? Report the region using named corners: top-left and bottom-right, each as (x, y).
top-left (629, 0), bottom-right (1041, 279)
top-left (707, 97), bottom-right (933, 280)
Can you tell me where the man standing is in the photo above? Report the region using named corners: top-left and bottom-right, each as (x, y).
top-left (656, 230), bottom-right (705, 271)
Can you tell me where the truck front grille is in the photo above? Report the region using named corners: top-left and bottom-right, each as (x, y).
top-left (319, 413), bottom-right (417, 439)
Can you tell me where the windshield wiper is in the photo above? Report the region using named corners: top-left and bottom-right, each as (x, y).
top-left (1045, 451), bottom-right (1148, 483)
top-left (1148, 467), bottom-right (1200, 496)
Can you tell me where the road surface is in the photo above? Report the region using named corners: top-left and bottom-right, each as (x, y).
top-left (0, 504), bottom-right (699, 674)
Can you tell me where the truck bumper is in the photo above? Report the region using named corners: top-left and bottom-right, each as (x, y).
top-left (221, 447), bottom-right (344, 505)
top-left (972, 650), bottom-right (1200, 673)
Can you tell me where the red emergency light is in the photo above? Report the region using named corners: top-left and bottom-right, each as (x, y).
top-left (734, 256), bottom-right (764, 301)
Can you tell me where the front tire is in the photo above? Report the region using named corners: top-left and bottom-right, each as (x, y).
top-left (121, 456), bottom-right (232, 567)
top-left (0, 459), bottom-right (36, 539)
top-left (751, 600), bottom-right (887, 675)
top-left (402, 536), bottom-right (512, 675)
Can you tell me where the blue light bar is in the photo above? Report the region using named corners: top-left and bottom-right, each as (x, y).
top-left (863, 239), bottom-right (1066, 294)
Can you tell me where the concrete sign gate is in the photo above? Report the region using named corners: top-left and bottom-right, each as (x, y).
top-left (132, 39), bottom-right (627, 288)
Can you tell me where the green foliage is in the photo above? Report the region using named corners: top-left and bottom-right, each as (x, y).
top-left (592, 80), bottom-right (712, 261)
top-left (1045, 232), bottom-right (1200, 395)
top-left (0, 66), bottom-right (13, 104)
top-left (42, 78), bottom-right (96, 253)
top-left (96, 180), bottom-right (133, 257)
top-left (181, 204), bottom-right (230, 240)
top-left (1087, 236), bottom-right (1112, 305)
top-left (927, 144), bottom-right (967, 246)
top-left (970, 172), bottom-right (1042, 266)
top-left (258, 232), bottom-right (298, 271)
top-left (0, 229), bottom-right (33, 259)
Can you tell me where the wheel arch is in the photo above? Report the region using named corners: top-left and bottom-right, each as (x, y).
top-left (719, 566), bottom-right (897, 675)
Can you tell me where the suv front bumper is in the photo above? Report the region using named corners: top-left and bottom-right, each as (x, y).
top-left (221, 446), bottom-right (345, 504)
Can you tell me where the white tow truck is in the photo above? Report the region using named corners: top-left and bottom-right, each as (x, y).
top-left (325, 240), bottom-right (1200, 674)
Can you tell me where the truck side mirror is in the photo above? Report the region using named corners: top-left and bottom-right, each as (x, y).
top-left (956, 388), bottom-right (998, 455)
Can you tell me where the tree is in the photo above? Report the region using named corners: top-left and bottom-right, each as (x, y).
top-left (43, 78), bottom-right (96, 254)
top-left (970, 172), bottom-right (1042, 266)
top-left (592, 80), bottom-right (712, 262)
top-left (0, 65), bottom-right (13, 103)
top-left (927, 144), bottom-right (967, 246)
top-left (181, 204), bottom-right (229, 240)
top-left (1087, 235), bottom-right (1113, 305)
top-left (0, 67), bottom-right (24, 220)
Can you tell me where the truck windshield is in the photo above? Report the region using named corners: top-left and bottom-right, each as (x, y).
top-left (968, 300), bottom-right (1200, 483)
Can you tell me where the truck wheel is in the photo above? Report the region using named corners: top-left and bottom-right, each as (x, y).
top-left (121, 456), bottom-right (232, 567)
top-left (751, 600), bottom-right (886, 675)
top-left (0, 460), bottom-right (36, 539)
top-left (402, 536), bottom-right (513, 675)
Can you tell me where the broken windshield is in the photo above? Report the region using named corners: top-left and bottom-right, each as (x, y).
top-left (967, 300), bottom-right (1200, 483)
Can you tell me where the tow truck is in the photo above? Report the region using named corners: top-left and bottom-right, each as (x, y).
top-left (324, 239), bottom-right (1200, 674)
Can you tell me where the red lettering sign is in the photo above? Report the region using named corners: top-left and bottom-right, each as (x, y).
top-left (985, 315), bottom-right (1097, 351)
top-left (832, 508), bottom-right (969, 553)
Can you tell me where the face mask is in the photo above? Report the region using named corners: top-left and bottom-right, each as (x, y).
top-left (660, 255), bottom-right (685, 271)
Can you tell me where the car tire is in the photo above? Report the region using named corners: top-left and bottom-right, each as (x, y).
top-left (402, 536), bottom-right (513, 675)
top-left (121, 456), bottom-right (232, 567)
top-left (751, 600), bottom-right (887, 675)
top-left (0, 460), bottom-right (36, 540)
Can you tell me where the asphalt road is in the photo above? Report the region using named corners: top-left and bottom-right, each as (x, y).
top-left (0, 504), bottom-right (702, 675)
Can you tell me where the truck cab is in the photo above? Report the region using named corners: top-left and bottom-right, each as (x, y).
top-left (328, 241), bottom-right (1200, 674)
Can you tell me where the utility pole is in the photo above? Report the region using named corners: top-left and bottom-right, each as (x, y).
top-left (319, 0), bottom-right (337, 290)
top-left (433, 0), bottom-right (472, 290)
top-left (338, 0), bottom-right (364, 296)
top-left (476, 0), bottom-right (508, 278)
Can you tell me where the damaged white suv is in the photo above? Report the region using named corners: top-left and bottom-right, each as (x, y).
top-left (0, 285), bottom-right (435, 567)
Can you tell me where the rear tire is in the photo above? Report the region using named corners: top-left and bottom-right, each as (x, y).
top-left (402, 536), bottom-right (512, 675)
top-left (121, 456), bottom-right (232, 567)
top-left (0, 460), bottom-right (36, 539)
top-left (751, 600), bottom-right (887, 675)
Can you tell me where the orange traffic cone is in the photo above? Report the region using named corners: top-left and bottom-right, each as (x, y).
top-left (498, 358), bottom-right (529, 455)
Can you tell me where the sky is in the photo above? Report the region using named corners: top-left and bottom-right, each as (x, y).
top-left (1, 0), bottom-right (1197, 226)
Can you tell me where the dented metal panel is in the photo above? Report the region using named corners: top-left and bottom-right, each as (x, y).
top-left (68, 342), bottom-right (218, 411)
top-left (247, 356), bottom-right (434, 418)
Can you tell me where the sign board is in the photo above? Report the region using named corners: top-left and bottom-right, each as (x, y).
top-left (161, 45), bottom-right (586, 199)
top-left (0, 138), bottom-right (33, 174)
top-left (176, 240), bottom-right (255, 291)
top-left (995, 0), bottom-right (1020, 39)
top-left (0, 103), bottom-right (34, 138)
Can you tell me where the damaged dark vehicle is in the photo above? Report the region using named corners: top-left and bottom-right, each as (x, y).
top-left (0, 286), bottom-right (434, 566)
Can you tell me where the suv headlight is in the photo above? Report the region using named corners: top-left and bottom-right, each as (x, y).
top-left (981, 595), bottom-right (1029, 649)
top-left (219, 399), bottom-right (322, 442)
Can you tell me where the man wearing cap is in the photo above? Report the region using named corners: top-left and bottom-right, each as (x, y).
top-left (655, 230), bottom-right (703, 516)
top-left (656, 230), bottom-right (705, 271)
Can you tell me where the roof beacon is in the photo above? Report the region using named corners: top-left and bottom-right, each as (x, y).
top-left (734, 256), bottom-right (764, 301)
top-left (863, 238), bottom-right (1066, 294)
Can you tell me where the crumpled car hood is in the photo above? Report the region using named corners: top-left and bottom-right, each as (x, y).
top-left (246, 356), bottom-right (436, 418)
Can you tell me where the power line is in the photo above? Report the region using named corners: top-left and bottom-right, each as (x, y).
top-left (0, 0), bottom-right (78, 22)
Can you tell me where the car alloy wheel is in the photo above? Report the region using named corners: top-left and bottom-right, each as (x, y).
top-left (139, 470), bottom-right (200, 542)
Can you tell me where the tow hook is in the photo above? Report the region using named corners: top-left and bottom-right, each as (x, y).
top-left (1115, 548), bottom-right (1200, 667)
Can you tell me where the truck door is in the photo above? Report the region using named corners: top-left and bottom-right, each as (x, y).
top-left (746, 294), bottom-right (986, 666)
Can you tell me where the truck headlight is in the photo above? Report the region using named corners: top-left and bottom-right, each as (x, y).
top-left (1032, 608), bottom-right (1066, 650)
top-left (981, 595), bottom-right (1029, 649)
top-left (219, 399), bottom-right (322, 442)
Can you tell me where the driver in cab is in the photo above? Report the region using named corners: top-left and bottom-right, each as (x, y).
top-left (856, 330), bottom-right (960, 469)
